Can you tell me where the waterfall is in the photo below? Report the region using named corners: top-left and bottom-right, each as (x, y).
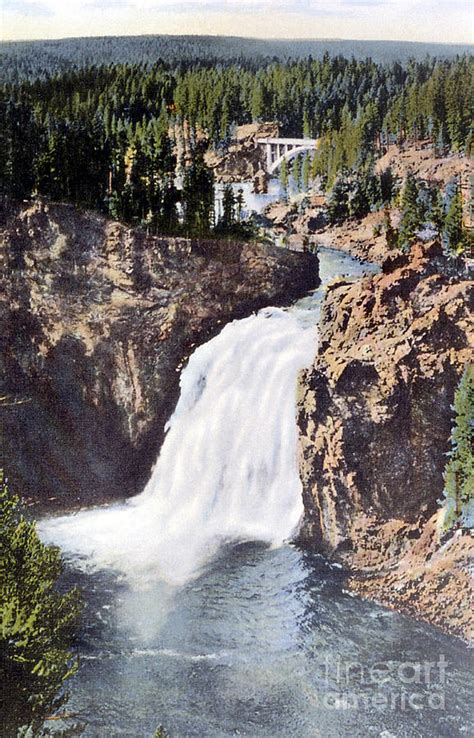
top-left (40, 307), bottom-right (316, 585)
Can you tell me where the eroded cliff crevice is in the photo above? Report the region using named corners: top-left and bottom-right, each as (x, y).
top-left (0, 199), bottom-right (318, 511)
top-left (297, 241), bottom-right (473, 639)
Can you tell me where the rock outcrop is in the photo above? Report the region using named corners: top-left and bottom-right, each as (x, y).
top-left (0, 199), bottom-right (318, 511)
top-left (374, 143), bottom-right (471, 188)
top-left (205, 122), bottom-right (278, 182)
top-left (297, 241), bottom-right (473, 639)
top-left (312, 210), bottom-right (398, 264)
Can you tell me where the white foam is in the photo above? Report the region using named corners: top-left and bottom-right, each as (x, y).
top-left (40, 308), bottom-right (316, 585)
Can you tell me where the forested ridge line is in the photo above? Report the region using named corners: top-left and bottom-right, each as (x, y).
top-left (1, 53), bottom-right (472, 238)
top-left (1, 34), bottom-right (473, 84)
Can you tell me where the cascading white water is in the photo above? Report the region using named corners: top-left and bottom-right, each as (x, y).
top-left (40, 307), bottom-right (316, 585)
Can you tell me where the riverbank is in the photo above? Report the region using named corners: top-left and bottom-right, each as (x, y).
top-left (261, 142), bottom-right (472, 264)
top-left (297, 241), bottom-right (473, 641)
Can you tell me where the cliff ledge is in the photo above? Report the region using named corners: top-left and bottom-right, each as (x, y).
top-left (297, 242), bottom-right (473, 640)
top-left (0, 199), bottom-right (318, 510)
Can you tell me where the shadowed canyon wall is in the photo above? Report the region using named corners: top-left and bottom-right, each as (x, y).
top-left (0, 199), bottom-right (318, 510)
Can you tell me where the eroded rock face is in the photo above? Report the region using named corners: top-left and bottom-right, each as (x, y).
top-left (346, 512), bottom-right (474, 641)
top-left (0, 199), bottom-right (318, 510)
top-left (297, 242), bottom-right (473, 638)
top-left (205, 122), bottom-right (279, 183)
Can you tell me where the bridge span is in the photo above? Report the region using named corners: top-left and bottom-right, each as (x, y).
top-left (256, 137), bottom-right (319, 175)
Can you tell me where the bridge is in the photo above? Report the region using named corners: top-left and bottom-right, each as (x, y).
top-left (256, 137), bottom-right (319, 175)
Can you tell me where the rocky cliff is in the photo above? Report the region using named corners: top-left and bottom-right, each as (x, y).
top-left (205, 122), bottom-right (278, 183)
top-left (0, 199), bottom-right (318, 511)
top-left (297, 242), bottom-right (473, 639)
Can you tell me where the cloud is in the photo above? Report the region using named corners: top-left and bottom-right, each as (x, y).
top-left (2, 0), bottom-right (53, 16)
top-left (3, 0), bottom-right (471, 18)
top-left (2, 0), bottom-right (473, 43)
top-left (84, 0), bottom-right (130, 9)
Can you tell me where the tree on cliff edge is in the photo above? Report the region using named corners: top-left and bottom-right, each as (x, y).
top-left (444, 183), bottom-right (465, 254)
top-left (398, 171), bottom-right (421, 252)
top-left (182, 144), bottom-right (215, 235)
top-left (442, 365), bottom-right (474, 531)
top-left (0, 470), bottom-right (82, 734)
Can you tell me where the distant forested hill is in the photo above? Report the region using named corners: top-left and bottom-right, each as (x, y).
top-left (2, 46), bottom-right (472, 236)
top-left (1, 35), bottom-right (473, 83)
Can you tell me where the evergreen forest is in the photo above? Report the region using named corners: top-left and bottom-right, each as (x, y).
top-left (1, 47), bottom-right (473, 238)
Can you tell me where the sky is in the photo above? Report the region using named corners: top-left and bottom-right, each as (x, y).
top-left (1, 0), bottom-right (473, 44)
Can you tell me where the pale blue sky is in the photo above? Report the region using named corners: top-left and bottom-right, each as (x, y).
top-left (1, 0), bottom-right (473, 43)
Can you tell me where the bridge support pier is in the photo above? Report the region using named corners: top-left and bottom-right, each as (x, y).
top-left (256, 136), bottom-right (318, 176)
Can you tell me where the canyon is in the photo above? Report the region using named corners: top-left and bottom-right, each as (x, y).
top-left (1, 196), bottom-right (472, 641)
top-left (0, 198), bottom-right (318, 511)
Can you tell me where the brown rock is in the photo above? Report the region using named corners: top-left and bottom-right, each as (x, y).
top-left (297, 241), bottom-right (473, 639)
top-left (0, 198), bottom-right (318, 511)
top-left (205, 122), bottom-right (279, 183)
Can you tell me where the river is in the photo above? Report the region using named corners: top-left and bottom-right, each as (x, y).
top-left (39, 195), bottom-right (474, 736)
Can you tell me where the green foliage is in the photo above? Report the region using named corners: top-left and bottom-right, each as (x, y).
top-left (279, 158), bottom-right (289, 196)
top-left (214, 184), bottom-right (254, 239)
top-left (327, 173), bottom-right (350, 224)
top-left (383, 208), bottom-right (398, 250)
top-left (444, 183), bottom-right (466, 254)
top-left (302, 153), bottom-right (311, 191)
top-left (380, 167), bottom-right (397, 205)
top-left (0, 99), bottom-right (37, 200)
top-left (442, 366), bottom-right (474, 531)
top-left (372, 223), bottom-right (382, 237)
top-left (0, 472), bottom-right (82, 735)
top-left (182, 144), bottom-right (215, 235)
top-left (1, 53), bottom-right (472, 237)
top-left (1, 37), bottom-right (472, 87)
top-left (327, 161), bottom-right (382, 224)
top-left (292, 155), bottom-right (302, 191)
top-left (430, 187), bottom-right (446, 236)
top-left (236, 188), bottom-right (245, 221)
top-left (218, 184), bottom-right (236, 232)
top-left (398, 171), bottom-right (421, 252)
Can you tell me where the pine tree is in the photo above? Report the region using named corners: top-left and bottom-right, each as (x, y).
top-left (398, 171), bottom-right (421, 252)
top-left (442, 365), bottom-right (474, 531)
top-left (383, 207), bottom-right (398, 250)
top-left (279, 158), bottom-right (289, 197)
top-left (380, 167), bottom-right (396, 205)
top-left (218, 184), bottom-right (236, 233)
top-left (430, 187), bottom-right (445, 236)
top-left (292, 155), bottom-right (302, 191)
top-left (302, 153), bottom-right (311, 191)
top-left (0, 471), bottom-right (82, 735)
top-left (3, 101), bottom-right (38, 199)
top-left (127, 139), bottom-right (150, 224)
top-left (182, 143), bottom-right (214, 235)
top-left (444, 183), bottom-right (465, 253)
top-left (236, 188), bottom-right (245, 221)
top-left (154, 727), bottom-right (170, 738)
top-left (251, 80), bottom-right (265, 122)
top-left (303, 108), bottom-right (311, 138)
top-left (327, 173), bottom-right (350, 224)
